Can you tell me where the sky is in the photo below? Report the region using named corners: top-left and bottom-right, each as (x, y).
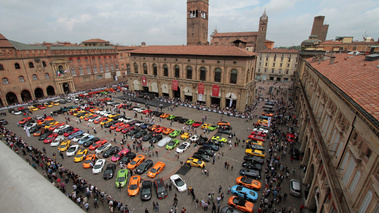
top-left (0, 0), bottom-right (378, 47)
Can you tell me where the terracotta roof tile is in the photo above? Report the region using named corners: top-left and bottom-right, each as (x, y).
top-left (213, 32), bottom-right (259, 37)
top-left (307, 54), bottom-right (379, 121)
top-left (82, 38), bottom-right (108, 43)
top-left (130, 45), bottom-right (257, 57)
top-left (258, 48), bottom-right (299, 54)
top-left (0, 33), bottom-right (14, 48)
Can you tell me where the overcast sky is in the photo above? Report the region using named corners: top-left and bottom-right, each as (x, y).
top-left (1, 0), bottom-right (378, 47)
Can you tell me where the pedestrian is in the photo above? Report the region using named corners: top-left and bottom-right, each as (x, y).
top-left (300, 204), bottom-right (305, 213)
top-left (173, 196), bottom-right (178, 207)
top-left (155, 201), bottom-right (159, 212)
top-left (145, 208), bottom-right (149, 213)
top-left (195, 198), bottom-right (199, 208)
top-left (218, 185), bottom-right (222, 193)
top-left (43, 147), bottom-right (46, 154)
top-left (59, 151), bottom-right (64, 159)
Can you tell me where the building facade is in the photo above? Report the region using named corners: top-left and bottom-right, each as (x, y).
top-left (127, 45), bottom-right (257, 112)
top-left (187, 0), bottom-right (209, 46)
top-left (295, 53), bottom-right (379, 213)
top-left (255, 48), bottom-right (299, 81)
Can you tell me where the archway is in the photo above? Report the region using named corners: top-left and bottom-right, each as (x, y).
top-left (174, 86), bottom-right (181, 98)
top-left (35, 88), bottom-right (44, 99)
top-left (62, 83), bottom-right (70, 94)
top-left (225, 92), bottom-right (237, 109)
top-left (46, 86), bottom-right (55, 96)
top-left (21, 90), bottom-right (32, 103)
top-left (6, 92), bottom-right (18, 105)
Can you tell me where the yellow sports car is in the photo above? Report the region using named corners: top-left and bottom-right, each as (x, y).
top-left (73, 110), bottom-right (86, 116)
top-left (201, 123), bottom-right (211, 129)
top-left (53, 101), bottom-right (60, 106)
top-left (108, 114), bottom-right (120, 118)
top-left (100, 119), bottom-right (113, 125)
top-left (74, 148), bottom-right (88, 162)
top-left (80, 113), bottom-right (93, 120)
top-left (180, 132), bottom-right (190, 140)
top-left (245, 149), bottom-right (266, 157)
top-left (28, 106), bottom-right (39, 111)
top-left (58, 140), bottom-right (71, 152)
top-left (247, 140), bottom-right (264, 146)
top-left (186, 158), bottom-right (206, 168)
top-left (44, 121), bottom-right (59, 129)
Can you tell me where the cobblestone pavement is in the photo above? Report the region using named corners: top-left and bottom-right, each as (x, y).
top-left (4, 80), bottom-right (308, 213)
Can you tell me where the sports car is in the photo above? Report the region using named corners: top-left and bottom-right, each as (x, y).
top-left (89, 139), bottom-right (107, 150)
top-left (185, 120), bottom-right (195, 125)
top-left (252, 128), bottom-right (269, 134)
top-left (147, 161), bottom-right (165, 178)
top-left (169, 130), bottom-right (181, 138)
top-left (140, 180), bottom-right (153, 201)
top-left (108, 114), bottom-right (120, 118)
top-left (134, 130), bottom-right (147, 139)
top-left (245, 149), bottom-right (266, 158)
top-left (136, 160), bottom-right (154, 174)
top-left (44, 121), bottom-right (59, 129)
top-left (115, 169), bottom-right (129, 188)
top-left (116, 124), bottom-right (128, 132)
top-left (80, 113), bottom-right (93, 120)
top-left (58, 140), bottom-right (71, 152)
top-left (160, 113), bottom-right (170, 118)
top-left (142, 132), bottom-right (154, 141)
top-left (19, 117), bottom-right (33, 125)
top-left (94, 117), bottom-right (107, 124)
top-left (51, 136), bottom-right (64, 147)
top-left (170, 174), bottom-right (187, 192)
top-left (74, 148), bottom-right (88, 162)
top-left (166, 139), bottom-right (180, 150)
top-left (38, 132), bottom-right (51, 141)
top-left (103, 164), bottom-right (116, 180)
top-left (262, 113), bottom-right (274, 117)
top-left (73, 110), bottom-right (85, 116)
top-left (72, 133), bottom-right (89, 143)
top-left (154, 127), bottom-right (166, 134)
top-left (242, 161), bottom-right (262, 170)
top-left (192, 121), bottom-right (202, 128)
top-left (172, 116), bottom-right (182, 122)
top-left (68, 130), bottom-right (85, 140)
top-left (189, 135), bottom-right (199, 142)
top-left (207, 125), bottom-right (218, 131)
top-left (231, 185), bottom-right (258, 202)
top-left (79, 135), bottom-right (97, 145)
top-left (162, 128), bottom-right (174, 135)
top-left (148, 125), bottom-right (160, 132)
top-left (111, 148), bottom-right (129, 162)
top-left (167, 115), bottom-right (176, 120)
top-left (246, 140), bottom-right (264, 146)
top-left (127, 155), bottom-right (145, 170)
top-left (176, 142), bottom-right (190, 153)
top-left (243, 155), bottom-right (264, 164)
top-left (63, 128), bottom-right (79, 137)
top-left (142, 109), bottom-right (152, 115)
top-left (180, 132), bottom-right (190, 140)
top-left (92, 159), bottom-right (106, 174)
top-left (28, 106), bottom-right (39, 111)
top-left (88, 115), bottom-right (99, 122)
top-left (83, 154), bottom-right (97, 168)
top-left (235, 176), bottom-right (261, 190)
top-left (239, 169), bottom-right (261, 179)
top-left (66, 145), bottom-right (79, 157)
top-left (128, 175), bottom-right (141, 196)
top-left (121, 126), bottom-right (135, 134)
top-left (186, 158), bottom-right (205, 168)
top-left (153, 178), bottom-right (168, 199)
top-left (49, 122), bottom-right (65, 131)
top-left (100, 119), bottom-right (113, 126)
top-left (109, 122), bottom-right (123, 130)
top-left (286, 133), bottom-right (295, 143)
top-left (201, 123), bottom-right (211, 129)
top-left (227, 196), bottom-right (254, 213)
top-left (43, 133), bottom-right (58, 144)
top-left (192, 153), bottom-right (211, 162)
top-left (248, 134), bottom-right (265, 141)
top-left (150, 135), bottom-right (163, 144)
top-left (203, 142), bottom-right (219, 151)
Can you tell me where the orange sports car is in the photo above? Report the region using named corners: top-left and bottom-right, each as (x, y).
top-left (94, 117), bottom-right (107, 124)
top-left (148, 125), bottom-right (160, 131)
top-left (160, 113), bottom-right (170, 119)
top-left (236, 176), bottom-right (261, 190)
top-left (110, 122), bottom-right (123, 130)
top-left (127, 175), bottom-right (141, 196)
top-left (127, 155), bottom-right (145, 170)
top-left (115, 124), bottom-right (128, 132)
top-left (19, 117), bottom-right (32, 124)
top-left (155, 127), bottom-right (166, 134)
top-left (83, 154), bottom-right (97, 169)
top-left (163, 128), bottom-right (174, 135)
top-left (147, 161), bottom-right (165, 178)
top-left (227, 196), bottom-right (254, 213)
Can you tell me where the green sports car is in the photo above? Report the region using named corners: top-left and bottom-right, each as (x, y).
top-left (166, 139), bottom-right (180, 150)
top-left (186, 120), bottom-right (195, 125)
top-left (167, 115), bottom-right (176, 120)
top-left (169, 130), bottom-right (182, 138)
top-left (211, 136), bottom-right (227, 143)
top-left (207, 125), bottom-right (218, 131)
top-left (115, 169), bottom-right (128, 188)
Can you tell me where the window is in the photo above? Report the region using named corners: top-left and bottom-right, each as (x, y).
top-left (272, 69), bottom-right (274, 73)
top-left (258, 69), bottom-right (260, 73)
top-left (71, 68), bottom-right (76, 76)
top-left (100, 65), bottom-right (104, 73)
top-left (15, 63), bottom-right (20, 69)
top-left (2, 78), bottom-right (9, 85)
top-left (134, 63), bottom-right (138, 73)
top-left (32, 74), bottom-right (38, 81)
top-left (349, 171), bottom-right (361, 193)
top-left (0, 64), bottom-right (3, 70)
top-left (265, 63), bottom-right (267, 66)
top-left (186, 66), bottom-right (192, 79)
top-left (143, 63), bottom-right (147, 74)
top-left (358, 190), bottom-right (372, 213)
top-left (286, 69), bottom-right (289, 75)
top-left (343, 157), bottom-right (356, 185)
top-left (19, 76), bottom-right (25, 82)
top-left (45, 73), bottom-right (50, 79)
top-left (230, 69), bottom-right (237, 84)
top-left (264, 68), bottom-right (267, 73)
top-left (200, 67), bottom-right (206, 81)
top-left (175, 65), bottom-right (180, 78)
top-left (29, 62), bottom-right (34, 68)
top-left (105, 64), bottom-right (109, 71)
top-left (214, 68), bottom-right (221, 82)
top-left (79, 66), bottom-right (84, 75)
top-left (273, 63), bottom-right (276, 67)
top-left (153, 64), bottom-right (157, 76)
top-left (280, 63), bottom-right (283, 67)
top-left (288, 58), bottom-right (291, 62)
top-left (115, 63), bottom-right (119, 70)
top-left (111, 64), bottom-right (114, 71)
top-left (93, 65), bottom-right (97, 73)
top-left (42, 61), bottom-right (47, 67)
top-left (163, 64), bottom-right (168, 77)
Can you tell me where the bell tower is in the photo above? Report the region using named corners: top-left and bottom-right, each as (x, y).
top-left (187, 0), bottom-right (209, 46)
top-left (256, 9), bottom-right (268, 51)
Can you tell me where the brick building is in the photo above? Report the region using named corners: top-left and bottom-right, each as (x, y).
top-left (295, 53), bottom-right (379, 212)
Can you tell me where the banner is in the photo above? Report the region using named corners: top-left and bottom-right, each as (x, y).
top-left (212, 85), bottom-right (219, 97)
top-left (198, 83), bottom-right (204, 94)
top-left (229, 98), bottom-right (233, 107)
top-left (172, 80), bottom-right (178, 91)
top-left (198, 94), bottom-right (203, 101)
top-left (142, 76), bottom-right (147, 86)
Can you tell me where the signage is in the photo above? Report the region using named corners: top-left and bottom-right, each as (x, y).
top-left (198, 83), bottom-right (204, 94)
top-left (142, 76), bottom-right (147, 86)
top-left (172, 80), bottom-right (178, 91)
top-left (212, 85), bottom-right (220, 97)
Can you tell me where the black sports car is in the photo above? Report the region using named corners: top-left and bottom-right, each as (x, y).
top-left (38, 132), bottom-right (51, 141)
top-left (142, 132), bottom-right (154, 141)
top-left (242, 161), bottom-right (262, 170)
top-left (172, 116), bottom-right (182, 122)
top-left (103, 146), bottom-right (121, 158)
top-left (154, 178), bottom-right (168, 199)
top-left (197, 147), bottom-right (215, 156)
top-left (0, 119), bottom-right (8, 125)
top-left (140, 180), bottom-right (153, 201)
top-left (240, 169), bottom-right (261, 179)
top-left (29, 125), bottom-right (41, 133)
top-left (136, 160), bottom-right (154, 174)
top-left (243, 155), bottom-right (264, 164)
top-left (128, 128), bottom-right (140, 136)
top-left (218, 128), bottom-right (232, 134)
top-left (202, 143), bottom-right (219, 151)
top-left (104, 121), bottom-right (118, 128)
top-left (149, 135), bottom-right (163, 144)
top-left (103, 164), bottom-right (116, 180)
top-left (197, 135), bottom-right (208, 145)
top-left (83, 137), bottom-right (100, 147)
top-left (58, 126), bottom-right (73, 135)
top-left (119, 152), bottom-right (137, 164)
top-left (192, 153), bottom-right (211, 162)
top-left (178, 118), bottom-right (188, 124)
top-left (134, 130), bottom-right (147, 139)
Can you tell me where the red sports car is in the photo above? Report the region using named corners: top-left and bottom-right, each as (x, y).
top-left (248, 135), bottom-right (265, 141)
top-left (89, 139), bottom-right (107, 150)
top-left (155, 127), bottom-right (166, 134)
top-left (19, 117), bottom-right (32, 124)
top-left (251, 131), bottom-right (267, 137)
top-left (192, 121), bottom-right (202, 128)
top-left (116, 124), bottom-right (129, 132)
top-left (121, 126), bottom-right (135, 134)
top-left (49, 123), bottom-right (65, 131)
top-left (64, 128), bottom-right (79, 137)
top-left (110, 122), bottom-right (123, 130)
top-left (94, 117), bottom-right (107, 124)
top-left (142, 109), bottom-right (152, 115)
top-left (36, 105), bottom-right (46, 110)
top-left (44, 133), bottom-right (58, 144)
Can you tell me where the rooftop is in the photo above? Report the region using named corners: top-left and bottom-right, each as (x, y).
top-left (130, 45), bottom-right (257, 57)
top-left (213, 32), bottom-right (259, 37)
top-left (307, 54), bottom-right (379, 121)
top-left (7, 40), bottom-right (114, 50)
top-left (259, 48), bottom-right (299, 54)
top-left (82, 38), bottom-right (109, 43)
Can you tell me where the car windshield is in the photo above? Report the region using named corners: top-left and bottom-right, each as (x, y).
top-left (174, 179), bottom-right (184, 187)
top-left (59, 145), bottom-right (66, 148)
top-left (197, 160), bottom-right (203, 164)
top-left (130, 161), bottom-right (137, 165)
top-left (150, 168), bottom-right (156, 173)
top-left (168, 142), bottom-right (174, 146)
top-left (84, 160), bottom-right (91, 163)
top-left (178, 145), bottom-right (185, 149)
top-left (157, 186), bottom-right (166, 193)
top-left (76, 154), bottom-right (83, 158)
top-left (141, 188), bottom-right (150, 194)
top-left (68, 147), bottom-right (75, 151)
top-left (94, 164), bottom-right (102, 169)
top-left (129, 185), bottom-right (138, 190)
top-left (117, 177), bottom-right (125, 182)
top-left (104, 170), bottom-right (111, 174)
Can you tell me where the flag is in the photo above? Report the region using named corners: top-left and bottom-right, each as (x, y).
top-left (64, 68), bottom-right (69, 73)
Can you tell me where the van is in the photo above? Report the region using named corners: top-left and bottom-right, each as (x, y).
top-left (157, 137), bottom-right (172, 147)
top-left (290, 179), bottom-right (301, 197)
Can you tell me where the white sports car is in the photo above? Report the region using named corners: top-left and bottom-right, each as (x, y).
top-left (92, 159), bottom-right (106, 174)
top-left (170, 174), bottom-right (187, 192)
top-left (189, 135), bottom-right (199, 143)
top-left (95, 143), bottom-right (112, 154)
top-left (53, 124), bottom-right (70, 133)
top-left (72, 133), bottom-right (89, 143)
top-left (252, 128), bottom-right (269, 134)
top-left (51, 136), bottom-right (65, 147)
top-left (66, 145), bottom-right (79, 157)
top-left (176, 142), bottom-right (191, 154)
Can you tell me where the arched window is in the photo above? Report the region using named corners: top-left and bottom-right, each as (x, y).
top-left (105, 64), bottom-right (109, 71)
top-left (134, 63), bottom-right (138, 73)
top-left (86, 66), bottom-right (91, 74)
top-left (2, 78), bottom-right (9, 85)
top-left (175, 65), bottom-right (180, 78)
top-left (214, 68), bottom-right (222, 82)
top-left (143, 63), bottom-right (147, 74)
top-left (42, 61), bottom-right (47, 67)
top-left (45, 73), bottom-right (50, 79)
top-left (0, 64), bottom-right (4, 71)
top-left (15, 63), bottom-right (20, 69)
top-left (200, 67), bottom-right (206, 81)
top-left (111, 64), bottom-right (114, 71)
top-left (153, 64), bottom-right (157, 76)
top-left (19, 76), bottom-right (25, 82)
top-left (186, 66), bottom-right (192, 79)
top-left (93, 65), bottom-right (97, 74)
top-left (71, 68), bottom-right (77, 76)
top-left (163, 64), bottom-right (168, 77)
top-left (230, 69), bottom-right (237, 84)
top-left (29, 62), bottom-right (34, 68)
top-left (32, 74), bottom-right (38, 81)
top-left (79, 66), bottom-right (84, 75)
top-left (100, 65), bottom-right (104, 73)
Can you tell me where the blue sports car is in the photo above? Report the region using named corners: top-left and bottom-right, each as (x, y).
top-left (231, 185), bottom-right (258, 202)
top-left (68, 130), bottom-right (85, 140)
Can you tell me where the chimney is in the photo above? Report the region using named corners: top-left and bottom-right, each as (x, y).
top-left (329, 55), bottom-right (336, 64)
